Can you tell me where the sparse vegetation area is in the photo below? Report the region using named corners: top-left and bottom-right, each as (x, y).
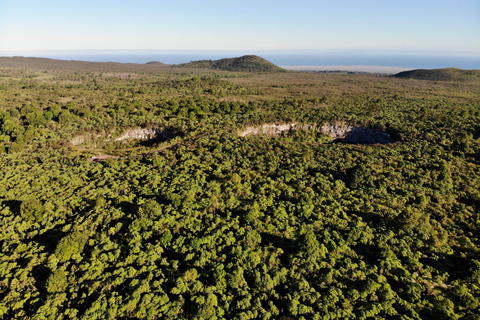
top-left (0, 57), bottom-right (479, 319)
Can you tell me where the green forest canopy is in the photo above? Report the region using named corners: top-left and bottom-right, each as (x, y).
top-left (0, 59), bottom-right (479, 319)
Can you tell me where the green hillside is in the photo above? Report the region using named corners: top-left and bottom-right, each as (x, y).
top-left (393, 67), bottom-right (480, 82)
top-left (176, 55), bottom-right (285, 72)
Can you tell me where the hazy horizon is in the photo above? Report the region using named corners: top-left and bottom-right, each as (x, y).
top-left (1, 49), bottom-right (479, 71)
top-left (3, 49), bottom-right (480, 56)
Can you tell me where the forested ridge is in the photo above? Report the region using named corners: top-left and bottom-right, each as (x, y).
top-left (0, 64), bottom-right (479, 319)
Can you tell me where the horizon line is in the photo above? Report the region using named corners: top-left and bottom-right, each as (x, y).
top-left (1, 49), bottom-right (480, 57)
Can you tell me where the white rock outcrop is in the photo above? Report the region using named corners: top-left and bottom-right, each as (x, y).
top-left (114, 128), bottom-right (168, 141)
top-left (239, 121), bottom-right (394, 144)
top-left (321, 122), bottom-right (393, 144)
top-left (239, 123), bottom-right (314, 137)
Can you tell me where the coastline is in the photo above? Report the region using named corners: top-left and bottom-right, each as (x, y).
top-left (281, 65), bottom-right (415, 74)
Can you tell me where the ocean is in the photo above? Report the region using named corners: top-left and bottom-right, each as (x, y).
top-left (4, 51), bottom-right (480, 70)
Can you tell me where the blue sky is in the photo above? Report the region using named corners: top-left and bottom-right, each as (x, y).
top-left (0, 0), bottom-right (479, 54)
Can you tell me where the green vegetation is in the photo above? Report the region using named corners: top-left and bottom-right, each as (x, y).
top-left (176, 55), bottom-right (286, 72)
top-left (0, 58), bottom-right (479, 319)
top-left (0, 56), bottom-right (170, 73)
top-left (393, 67), bottom-right (480, 82)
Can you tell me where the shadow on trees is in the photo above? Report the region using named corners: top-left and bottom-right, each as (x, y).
top-left (26, 264), bottom-right (51, 316)
top-left (420, 251), bottom-right (474, 280)
top-left (139, 136), bottom-right (170, 147)
top-left (260, 232), bottom-right (297, 254)
top-left (31, 227), bottom-right (67, 253)
top-left (1, 200), bottom-right (22, 214)
top-left (139, 130), bottom-right (185, 147)
top-left (332, 127), bottom-right (399, 145)
top-left (347, 210), bottom-right (395, 229)
top-left (458, 197), bottom-right (480, 216)
top-left (352, 243), bottom-right (383, 265)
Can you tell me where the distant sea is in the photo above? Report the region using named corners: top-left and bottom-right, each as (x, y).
top-left (3, 50), bottom-right (480, 70)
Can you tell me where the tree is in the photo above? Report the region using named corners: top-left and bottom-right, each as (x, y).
top-left (46, 269), bottom-right (68, 293)
top-left (55, 231), bottom-right (89, 262)
top-left (139, 199), bottom-right (162, 219)
top-left (19, 199), bottom-right (43, 222)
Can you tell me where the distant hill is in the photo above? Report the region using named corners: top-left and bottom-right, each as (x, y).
top-left (393, 67), bottom-right (480, 82)
top-left (176, 55), bottom-right (285, 72)
top-left (0, 56), bottom-right (167, 72)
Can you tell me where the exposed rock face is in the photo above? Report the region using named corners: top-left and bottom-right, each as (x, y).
top-left (239, 123), bottom-right (297, 137)
top-left (239, 121), bottom-right (394, 144)
top-left (71, 135), bottom-right (88, 146)
top-left (321, 122), bottom-right (394, 144)
top-left (114, 128), bottom-right (169, 141)
top-left (71, 127), bottom-right (176, 147)
top-left (71, 134), bottom-right (102, 146)
top-left (320, 122), bottom-right (356, 140)
top-left (341, 127), bottom-right (393, 144)
top-left (239, 123), bottom-right (314, 137)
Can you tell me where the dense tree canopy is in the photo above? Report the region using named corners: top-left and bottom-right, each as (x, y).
top-left (0, 65), bottom-right (479, 319)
